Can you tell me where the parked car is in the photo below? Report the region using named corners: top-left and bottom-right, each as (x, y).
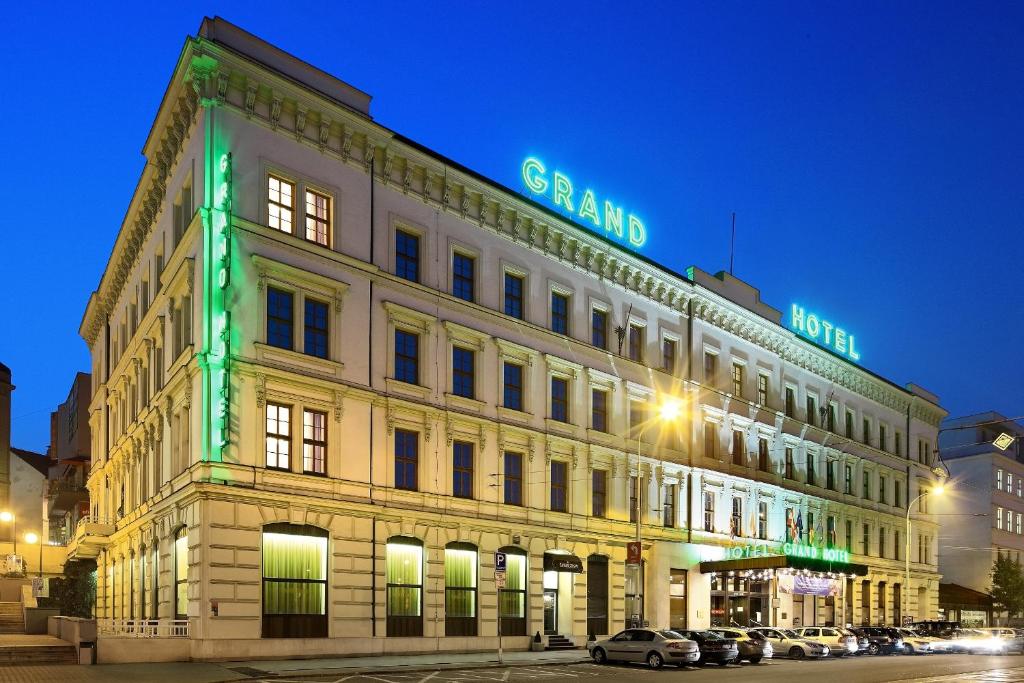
top-left (675, 629), bottom-right (740, 666)
top-left (851, 627), bottom-right (904, 655)
top-left (843, 628), bottom-right (870, 654)
top-left (708, 627), bottom-right (773, 663)
top-left (963, 628), bottom-right (1024, 654)
top-left (749, 627), bottom-right (830, 659)
top-left (587, 628), bottom-right (700, 669)
top-left (894, 628), bottom-right (940, 654)
top-left (794, 627), bottom-right (858, 656)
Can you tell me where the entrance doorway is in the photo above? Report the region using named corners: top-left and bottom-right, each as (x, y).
top-left (543, 589), bottom-right (558, 634)
top-left (670, 569), bottom-right (688, 629)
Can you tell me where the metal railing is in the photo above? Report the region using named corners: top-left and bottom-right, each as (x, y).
top-left (97, 619), bottom-right (190, 638)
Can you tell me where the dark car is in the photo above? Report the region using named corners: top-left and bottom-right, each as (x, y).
top-left (676, 629), bottom-right (739, 666)
top-left (708, 627), bottom-right (772, 663)
top-left (851, 627), bottom-right (904, 655)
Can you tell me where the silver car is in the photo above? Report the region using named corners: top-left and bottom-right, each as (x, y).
top-left (588, 628), bottom-right (700, 669)
top-left (750, 627), bottom-right (830, 659)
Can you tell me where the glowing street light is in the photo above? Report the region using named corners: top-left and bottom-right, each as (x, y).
top-left (23, 532), bottom-right (42, 579)
top-left (905, 484), bottom-right (945, 622)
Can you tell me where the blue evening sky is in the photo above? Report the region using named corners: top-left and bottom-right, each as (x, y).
top-left (1, 1), bottom-right (1021, 451)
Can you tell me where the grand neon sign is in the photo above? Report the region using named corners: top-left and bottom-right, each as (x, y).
top-left (521, 157), bottom-right (647, 248)
top-left (723, 541), bottom-right (850, 564)
top-left (790, 304), bottom-right (861, 362)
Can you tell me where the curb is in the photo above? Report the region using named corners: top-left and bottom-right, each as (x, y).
top-left (221, 654), bottom-right (592, 680)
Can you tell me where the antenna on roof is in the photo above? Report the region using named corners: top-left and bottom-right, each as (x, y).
top-left (729, 212), bottom-right (736, 276)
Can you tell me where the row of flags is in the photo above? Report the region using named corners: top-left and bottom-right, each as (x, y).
top-left (726, 508), bottom-right (836, 546)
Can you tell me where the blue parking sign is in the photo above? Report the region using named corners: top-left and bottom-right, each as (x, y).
top-left (495, 551), bottom-right (506, 572)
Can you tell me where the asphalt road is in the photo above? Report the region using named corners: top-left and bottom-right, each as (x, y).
top-left (262, 655), bottom-right (1024, 683)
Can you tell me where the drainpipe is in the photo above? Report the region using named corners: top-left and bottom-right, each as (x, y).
top-left (686, 297), bottom-right (694, 544)
top-left (368, 154), bottom-right (377, 638)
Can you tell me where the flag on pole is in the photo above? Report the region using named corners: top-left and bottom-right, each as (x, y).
top-left (796, 511), bottom-right (804, 541)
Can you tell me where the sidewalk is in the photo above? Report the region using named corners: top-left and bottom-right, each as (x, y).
top-left (0, 648), bottom-right (590, 683)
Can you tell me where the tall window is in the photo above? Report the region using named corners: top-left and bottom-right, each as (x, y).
top-left (629, 476), bottom-right (639, 524)
top-left (663, 338), bottom-right (677, 374)
top-left (504, 452), bottom-right (523, 506)
top-left (267, 288), bottom-right (294, 350)
top-left (845, 410), bottom-right (855, 439)
top-left (845, 520), bottom-right (853, 552)
top-left (664, 484), bottom-right (676, 527)
top-left (504, 273), bottom-right (524, 319)
top-left (498, 549), bottom-right (527, 635)
top-left (550, 461), bottom-right (568, 512)
top-left (628, 324), bottom-right (644, 362)
top-left (845, 464), bottom-right (853, 495)
top-left (827, 404), bottom-right (837, 432)
top-left (452, 347), bottom-right (475, 399)
top-left (304, 299), bottom-right (328, 358)
top-left (879, 475), bottom-right (887, 505)
top-left (757, 437), bottom-right (769, 472)
top-left (591, 389), bottom-right (608, 432)
top-left (732, 430), bottom-right (745, 466)
top-left (395, 230), bottom-right (420, 282)
top-left (758, 502), bottom-right (768, 540)
top-left (879, 424), bottom-right (888, 452)
top-left (827, 460), bottom-right (836, 490)
top-left (806, 395), bottom-right (817, 426)
top-left (444, 544), bottom-right (478, 636)
top-left (704, 422), bottom-right (718, 458)
top-left (592, 469), bottom-right (607, 518)
top-left (302, 410), bottom-right (326, 475)
top-left (731, 497), bottom-right (743, 536)
top-left (863, 472), bottom-right (871, 500)
top-left (395, 429), bottom-right (418, 491)
top-left (550, 377), bottom-right (569, 423)
top-left (863, 417), bottom-right (871, 445)
top-left (785, 447), bottom-right (795, 479)
top-left (827, 516), bottom-right (837, 547)
top-left (785, 387), bottom-right (796, 418)
top-left (895, 480), bottom-right (903, 508)
top-left (394, 330), bottom-right (419, 384)
top-left (268, 176), bottom-right (294, 233)
top-left (174, 528), bottom-right (188, 619)
top-left (731, 363), bottom-right (744, 397)
top-left (879, 528), bottom-right (887, 559)
top-left (304, 189), bottom-right (329, 246)
top-left (551, 292), bottom-right (569, 334)
top-left (266, 403), bottom-right (291, 470)
top-left (704, 352), bottom-right (717, 383)
top-left (503, 362), bottom-right (523, 411)
top-left (704, 491), bottom-right (715, 531)
top-left (894, 529), bottom-right (901, 560)
top-left (387, 538), bottom-right (423, 637)
top-left (807, 455), bottom-right (816, 486)
top-left (997, 506), bottom-right (1004, 530)
top-left (592, 309), bottom-right (608, 349)
top-left (757, 374), bottom-right (769, 405)
top-left (453, 441), bottom-right (474, 499)
top-left (262, 524), bottom-right (328, 638)
top-left (452, 253), bottom-right (475, 302)
top-left (997, 468), bottom-right (1004, 491)
top-left (863, 523), bottom-right (870, 555)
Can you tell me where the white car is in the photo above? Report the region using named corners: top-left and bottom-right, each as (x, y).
top-left (895, 628), bottom-right (939, 654)
top-left (749, 627), bottom-right (830, 659)
top-left (794, 627), bottom-right (859, 656)
top-left (972, 627), bottom-right (1024, 654)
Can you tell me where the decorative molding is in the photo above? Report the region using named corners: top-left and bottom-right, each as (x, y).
top-left (255, 373), bottom-right (266, 409)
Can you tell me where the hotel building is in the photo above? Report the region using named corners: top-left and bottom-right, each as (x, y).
top-left (73, 17), bottom-right (947, 662)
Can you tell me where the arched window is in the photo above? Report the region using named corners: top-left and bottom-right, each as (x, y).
top-left (498, 546), bottom-right (527, 636)
top-left (445, 543), bottom-right (477, 636)
top-left (386, 537), bottom-right (423, 637)
top-left (262, 523), bottom-right (328, 638)
top-left (174, 528), bottom-right (188, 619)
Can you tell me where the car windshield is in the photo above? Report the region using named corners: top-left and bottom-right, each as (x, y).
top-left (781, 629), bottom-right (800, 638)
top-left (746, 630), bottom-right (765, 641)
top-left (659, 630), bottom-right (687, 640)
top-left (699, 631), bottom-right (724, 640)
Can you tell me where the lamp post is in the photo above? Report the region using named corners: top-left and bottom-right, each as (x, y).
top-left (0, 512), bottom-right (16, 556)
top-left (24, 532), bottom-right (42, 579)
top-left (905, 484), bottom-right (944, 624)
top-left (632, 397), bottom-right (683, 627)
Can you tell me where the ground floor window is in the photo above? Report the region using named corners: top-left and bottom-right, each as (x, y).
top-left (498, 547), bottom-right (527, 635)
top-left (625, 563), bottom-right (644, 628)
top-left (586, 555), bottom-right (608, 637)
top-left (262, 523), bottom-right (328, 638)
top-left (387, 537), bottom-right (423, 637)
top-left (174, 529), bottom-right (187, 619)
top-left (670, 569), bottom-right (687, 630)
top-left (445, 543), bottom-right (477, 636)
top-left (710, 572), bottom-right (768, 626)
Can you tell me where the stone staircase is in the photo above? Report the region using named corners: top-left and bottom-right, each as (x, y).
top-left (545, 634), bottom-right (578, 650)
top-left (0, 603), bottom-right (22, 634)
top-left (0, 637), bottom-right (78, 665)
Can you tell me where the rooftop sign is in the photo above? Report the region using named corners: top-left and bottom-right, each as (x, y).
top-left (521, 157), bottom-right (646, 249)
top-left (790, 304), bottom-right (861, 362)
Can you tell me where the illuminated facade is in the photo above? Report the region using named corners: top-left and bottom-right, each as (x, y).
top-left (75, 18), bottom-right (947, 663)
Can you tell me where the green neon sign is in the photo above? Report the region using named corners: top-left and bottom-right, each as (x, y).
top-left (202, 145), bottom-right (232, 462)
top-left (521, 156), bottom-right (646, 248)
top-left (790, 304), bottom-right (861, 362)
top-left (724, 541), bottom-right (850, 564)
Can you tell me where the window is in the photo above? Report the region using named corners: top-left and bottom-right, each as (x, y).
top-left (387, 538), bottom-right (423, 637)
top-left (174, 528), bottom-right (188, 619)
top-left (785, 447), bottom-right (795, 479)
top-left (844, 464), bottom-right (853, 495)
top-left (1017, 513), bottom-right (1022, 535)
top-left (551, 292), bottom-right (569, 334)
top-left (827, 516), bottom-right (837, 547)
top-left (267, 288), bottom-right (294, 350)
top-left (302, 410), bottom-right (326, 475)
top-left (630, 476), bottom-right (639, 524)
top-left (452, 347), bottom-right (475, 399)
top-left (550, 377), bottom-right (569, 423)
top-left (806, 395), bottom-right (817, 426)
top-left (827, 461), bottom-right (836, 490)
top-left (863, 523), bottom-right (870, 555)
top-left (895, 480), bottom-right (903, 508)
top-left (704, 352), bottom-right (717, 383)
top-left (704, 422), bottom-right (718, 458)
top-left (395, 429), bottom-right (418, 491)
top-left (845, 410), bottom-right (854, 438)
top-left (785, 387), bottom-right (796, 418)
top-left (591, 389), bottom-right (608, 432)
top-left (262, 524), bottom-right (328, 638)
top-left (628, 324), bottom-right (644, 362)
top-left (304, 299), bottom-right (328, 359)
top-left (862, 418), bottom-right (871, 445)
top-left (629, 401), bottom-right (644, 431)
top-left (863, 472), bottom-right (871, 500)
top-left (1018, 478), bottom-right (1022, 498)
top-left (731, 363), bottom-right (744, 397)
top-left (845, 520), bottom-right (853, 552)
top-left (827, 404), bottom-right (837, 432)
top-left (268, 176), bottom-right (294, 234)
top-left (504, 452), bottom-right (523, 506)
top-left (732, 429), bottom-right (745, 466)
top-left (879, 528), bottom-right (886, 559)
top-left (1009, 473), bottom-right (1015, 493)
top-left (731, 496), bottom-right (743, 537)
top-left (663, 338), bottom-right (677, 374)
top-left (704, 491), bottom-right (715, 531)
top-left (807, 455), bottom-right (816, 486)
top-left (266, 404), bottom-right (291, 470)
top-left (879, 475), bottom-right (887, 505)
top-left (550, 461), bottom-right (568, 512)
top-left (894, 529), bottom-right (901, 560)
top-left (758, 502), bottom-right (768, 539)
top-left (1008, 508), bottom-right (1014, 532)
top-left (879, 424), bottom-right (888, 452)
top-left (394, 330), bottom-right (419, 384)
top-left (304, 189), bottom-right (330, 246)
top-left (452, 252), bottom-right (475, 302)
top-left (592, 470), bottom-right (607, 518)
top-left (807, 511), bottom-right (815, 544)
top-left (895, 431), bottom-right (903, 457)
top-left (757, 437), bottom-right (769, 472)
top-left (395, 230), bottom-right (420, 282)
top-left (504, 273), bottom-right (524, 319)
top-left (661, 484), bottom-right (677, 527)
top-left (498, 549), bottom-right (527, 635)
top-left (444, 544), bottom-right (478, 636)
top-left (592, 309), bottom-right (608, 349)
top-left (452, 441), bottom-right (474, 499)
top-left (757, 374), bottom-right (769, 405)
top-left (997, 468), bottom-right (1004, 491)
top-left (503, 362), bottom-right (523, 411)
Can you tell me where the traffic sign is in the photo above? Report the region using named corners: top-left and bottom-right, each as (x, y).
top-left (626, 541), bottom-right (642, 565)
top-left (496, 572), bottom-right (507, 588)
top-left (495, 551), bottom-right (507, 572)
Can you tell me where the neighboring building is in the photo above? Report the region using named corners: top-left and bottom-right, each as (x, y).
top-left (0, 363), bottom-right (13, 510)
top-left (937, 412), bottom-right (1024, 625)
top-left (9, 447), bottom-right (48, 539)
top-left (46, 373), bottom-right (92, 544)
top-left (74, 17), bottom-right (947, 663)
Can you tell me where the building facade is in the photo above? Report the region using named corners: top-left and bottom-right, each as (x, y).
top-left (46, 372), bottom-right (92, 544)
top-left (74, 17), bottom-right (947, 663)
top-left (937, 412), bottom-right (1024, 626)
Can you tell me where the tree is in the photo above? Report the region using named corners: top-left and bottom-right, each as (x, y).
top-left (991, 554), bottom-right (1024, 623)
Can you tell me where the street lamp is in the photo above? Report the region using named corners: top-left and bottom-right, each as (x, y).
top-left (631, 396), bottom-right (684, 627)
top-left (23, 533), bottom-right (41, 579)
top-left (0, 512), bottom-right (16, 555)
top-left (905, 484), bottom-right (944, 623)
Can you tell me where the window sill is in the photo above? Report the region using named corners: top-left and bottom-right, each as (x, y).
top-left (445, 393), bottom-right (486, 413)
top-left (497, 406), bottom-right (532, 423)
top-left (255, 342), bottom-right (345, 379)
top-left (385, 378), bottom-right (432, 399)
top-left (545, 418), bottom-right (579, 438)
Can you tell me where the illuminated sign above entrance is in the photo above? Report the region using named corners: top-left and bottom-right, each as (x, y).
top-left (790, 304), bottom-right (861, 362)
top-left (722, 541), bottom-right (851, 565)
top-left (520, 157), bottom-right (647, 249)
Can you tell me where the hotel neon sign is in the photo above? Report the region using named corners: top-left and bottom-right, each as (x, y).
top-left (790, 304), bottom-right (861, 362)
top-left (723, 541), bottom-right (850, 565)
top-left (521, 157), bottom-right (647, 249)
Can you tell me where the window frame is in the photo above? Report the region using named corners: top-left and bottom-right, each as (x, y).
top-left (452, 441), bottom-right (474, 499)
top-left (504, 451), bottom-right (523, 506)
top-left (592, 469), bottom-right (608, 518)
top-left (303, 187), bottom-right (331, 247)
top-left (267, 287), bottom-right (295, 351)
top-left (395, 228), bottom-right (421, 283)
top-left (302, 409), bottom-right (327, 475)
top-left (303, 297), bottom-right (329, 359)
top-left (394, 429), bottom-right (419, 491)
top-left (267, 174), bottom-right (296, 235)
top-left (550, 376), bottom-right (570, 423)
top-left (451, 250), bottom-right (476, 303)
top-left (591, 307), bottom-right (609, 350)
top-left (265, 402), bottom-right (292, 471)
top-left (451, 346), bottom-right (476, 399)
top-left (591, 388), bottom-right (609, 432)
top-left (394, 328), bottom-right (420, 385)
top-left (503, 270), bottom-right (525, 320)
top-left (502, 361), bottom-right (524, 411)
top-left (550, 460), bottom-right (568, 512)
top-left (550, 290), bottom-right (570, 335)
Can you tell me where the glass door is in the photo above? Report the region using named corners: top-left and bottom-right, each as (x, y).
top-left (543, 589), bottom-right (558, 634)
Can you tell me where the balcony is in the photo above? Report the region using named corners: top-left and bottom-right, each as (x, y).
top-left (47, 478), bottom-right (88, 515)
top-left (65, 516), bottom-right (115, 560)
top-left (98, 619), bottom-right (189, 638)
